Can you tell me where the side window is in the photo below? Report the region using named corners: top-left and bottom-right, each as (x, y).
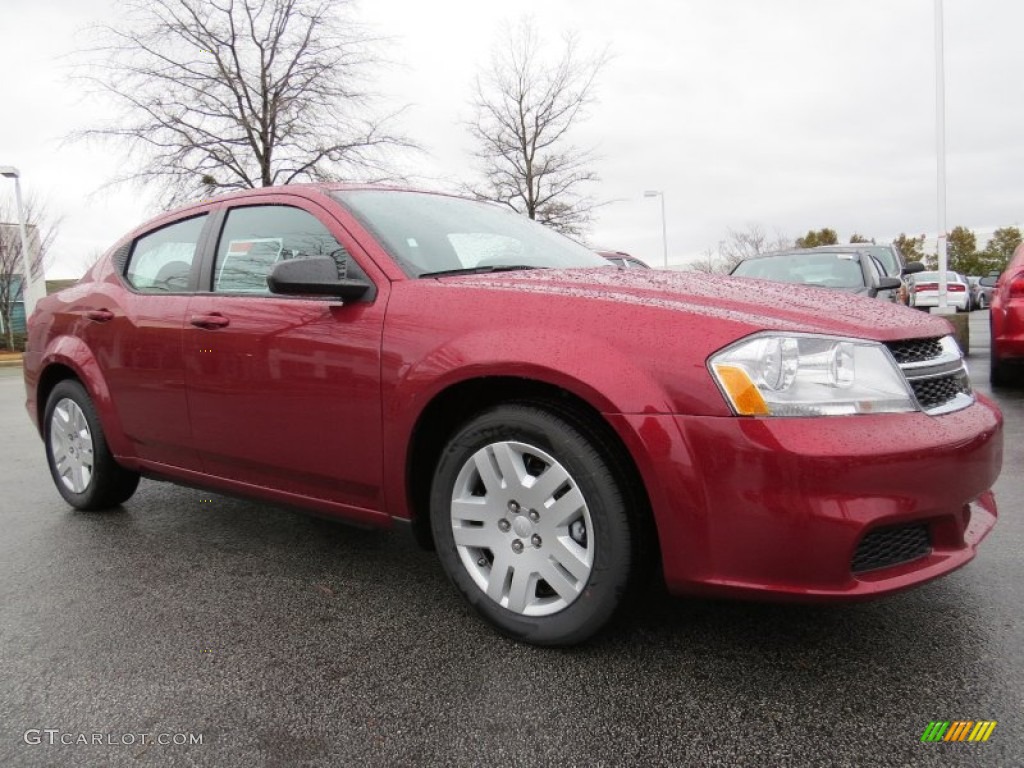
top-left (213, 205), bottom-right (363, 294)
top-left (125, 215), bottom-right (206, 293)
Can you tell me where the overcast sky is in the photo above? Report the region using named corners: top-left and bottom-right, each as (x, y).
top-left (2, 0), bottom-right (1023, 277)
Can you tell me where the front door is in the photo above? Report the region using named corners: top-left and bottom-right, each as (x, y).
top-left (183, 200), bottom-right (387, 515)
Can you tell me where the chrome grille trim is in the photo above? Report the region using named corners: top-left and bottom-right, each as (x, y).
top-left (886, 336), bottom-right (974, 415)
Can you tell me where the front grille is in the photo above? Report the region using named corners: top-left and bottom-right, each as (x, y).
top-left (852, 524), bottom-right (932, 574)
top-left (910, 371), bottom-right (972, 410)
top-left (885, 337), bottom-right (943, 365)
top-left (885, 336), bottom-right (973, 414)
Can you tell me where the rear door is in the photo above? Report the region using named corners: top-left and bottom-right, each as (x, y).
top-left (85, 213), bottom-right (210, 468)
top-left (182, 196), bottom-right (388, 516)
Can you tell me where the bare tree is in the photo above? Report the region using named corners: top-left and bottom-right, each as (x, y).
top-left (688, 248), bottom-right (724, 274)
top-left (711, 224), bottom-right (791, 272)
top-left (0, 199), bottom-right (59, 349)
top-left (467, 19), bottom-right (608, 237)
top-left (76, 0), bottom-right (410, 203)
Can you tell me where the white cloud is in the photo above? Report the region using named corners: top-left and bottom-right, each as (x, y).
top-left (2, 0), bottom-right (1022, 276)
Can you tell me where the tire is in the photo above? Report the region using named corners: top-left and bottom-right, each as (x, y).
top-left (990, 345), bottom-right (1015, 387)
top-left (430, 404), bottom-right (635, 646)
top-left (44, 380), bottom-right (140, 510)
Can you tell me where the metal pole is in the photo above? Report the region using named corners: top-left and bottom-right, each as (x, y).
top-left (660, 193), bottom-right (668, 269)
top-left (11, 175), bottom-right (38, 319)
top-left (934, 0), bottom-right (948, 310)
top-left (644, 190), bottom-right (669, 268)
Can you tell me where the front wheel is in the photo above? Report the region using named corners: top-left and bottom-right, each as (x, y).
top-left (44, 380), bottom-right (140, 510)
top-left (430, 404), bottom-right (635, 646)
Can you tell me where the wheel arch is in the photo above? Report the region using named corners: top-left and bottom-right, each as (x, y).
top-left (404, 375), bottom-right (657, 564)
top-left (34, 338), bottom-right (133, 459)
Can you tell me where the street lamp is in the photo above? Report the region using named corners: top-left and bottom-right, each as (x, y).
top-left (643, 190), bottom-right (668, 268)
top-left (0, 165), bottom-right (44, 320)
top-left (933, 0), bottom-right (950, 312)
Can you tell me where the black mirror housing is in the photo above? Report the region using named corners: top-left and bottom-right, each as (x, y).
top-left (901, 261), bottom-right (926, 276)
top-left (877, 276), bottom-right (902, 291)
top-left (267, 256), bottom-right (370, 300)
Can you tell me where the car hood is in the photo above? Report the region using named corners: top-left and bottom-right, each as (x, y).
top-left (440, 268), bottom-right (948, 342)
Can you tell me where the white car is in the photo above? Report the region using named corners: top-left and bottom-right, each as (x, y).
top-left (910, 271), bottom-right (971, 312)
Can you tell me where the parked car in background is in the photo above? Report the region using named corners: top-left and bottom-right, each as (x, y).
top-left (22, 185), bottom-right (1002, 646)
top-left (799, 243), bottom-right (923, 305)
top-left (989, 244), bottom-right (1024, 385)
top-left (910, 271), bottom-right (971, 312)
top-left (977, 274), bottom-right (999, 310)
top-left (966, 277), bottom-right (983, 310)
top-left (598, 250), bottom-right (651, 269)
top-left (729, 248), bottom-right (903, 301)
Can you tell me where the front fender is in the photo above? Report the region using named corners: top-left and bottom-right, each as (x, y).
top-left (380, 325), bottom-right (672, 522)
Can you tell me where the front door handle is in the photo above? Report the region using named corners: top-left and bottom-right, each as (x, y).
top-left (189, 313), bottom-right (230, 330)
top-left (85, 309), bottom-right (114, 322)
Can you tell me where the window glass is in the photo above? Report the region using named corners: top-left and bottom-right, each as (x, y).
top-left (333, 190), bottom-right (609, 277)
top-left (214, 205), bottom-right (360, 293)
top-left (857, 246), bottom-right (900, 276)
top-left (125, 215), bottom-right (206, 292)
top-left (732, 252), bottom-right (865, 289)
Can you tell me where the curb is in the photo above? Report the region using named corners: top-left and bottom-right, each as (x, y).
top-left (0, 357), bottom-right (24, 368)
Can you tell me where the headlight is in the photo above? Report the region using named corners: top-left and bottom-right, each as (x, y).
top-left (709, 333), bottom-right (917, 416)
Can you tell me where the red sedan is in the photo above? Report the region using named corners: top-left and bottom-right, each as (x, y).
top-left (989, 242), bottom-right (1024, 386)
top-left (24, 186), bottom-right (1002, 645)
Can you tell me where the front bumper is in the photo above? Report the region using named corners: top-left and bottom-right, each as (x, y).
top-left (609, 396), bottom-right (1002, 600)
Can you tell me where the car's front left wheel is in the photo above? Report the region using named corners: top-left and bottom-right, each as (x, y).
top-left (44, 380), bottom-right (140, 510)
top-left (430, 404), bottom-right (636, 646)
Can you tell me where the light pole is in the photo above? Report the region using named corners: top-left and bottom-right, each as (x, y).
top-left (933, 0), bottom-right (950, 312)
top-left (0, 165), bottom-right (44, 320)
top-left (644, 190), bottom-right (668, 268)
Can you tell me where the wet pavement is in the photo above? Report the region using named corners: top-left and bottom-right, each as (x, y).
top-left (1, 310), bottom-right (1021, 767)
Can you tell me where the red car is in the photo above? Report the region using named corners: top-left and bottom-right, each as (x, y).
top-left (24, 186), bottom-right (1002, 645)
top-left (989, 242), bottom-right (1024, 385)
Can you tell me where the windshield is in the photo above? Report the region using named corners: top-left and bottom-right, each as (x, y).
top-left (333, 190), bottom-right (609, 277)
top-left (732, 252), bottom-right (865, 289)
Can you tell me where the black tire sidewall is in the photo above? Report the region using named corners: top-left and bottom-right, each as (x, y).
top-left (43, 380), bottom-right (135, 510)
top-left (430, 405), bottom-right (633, 646)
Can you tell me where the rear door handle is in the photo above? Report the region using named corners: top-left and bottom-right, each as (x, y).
top-left (85, 309), bottom-right (114, 322)
top-left (189, 314), bottom-right (230, 330)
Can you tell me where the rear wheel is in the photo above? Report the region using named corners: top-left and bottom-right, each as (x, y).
top-left (430, 404), bottom-right (634, 646)
top-left (44, 380), bottom-right (140, 510)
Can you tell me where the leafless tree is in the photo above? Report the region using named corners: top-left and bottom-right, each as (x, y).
top-left (0, 199), bottom-right (59, 349)
top-left (688, 248), bottom-right (724, 274)
top-left (75, 0), bottom-right (411, 203)
top-left (691, 224), bottom-right (791, 273)
top-left (467, 18), bottom-right (609, 237)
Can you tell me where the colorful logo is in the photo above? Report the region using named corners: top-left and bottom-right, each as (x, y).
top-left (921, 721), bottom-right (997, 742)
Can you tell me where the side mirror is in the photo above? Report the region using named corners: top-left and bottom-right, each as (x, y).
top-left (901, 261), bottom-right (926, 276)
top-left (267, 256), bottom-right (370, 300)
top-left (877, 276), bottom-right (902, 291)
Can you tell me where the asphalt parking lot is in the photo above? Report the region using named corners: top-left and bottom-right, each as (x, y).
top-left (1, 311), bottom-right (1021, 768)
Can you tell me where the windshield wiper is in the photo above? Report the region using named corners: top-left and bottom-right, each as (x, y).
top-left (419, 265), bottom-right (542, 278)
